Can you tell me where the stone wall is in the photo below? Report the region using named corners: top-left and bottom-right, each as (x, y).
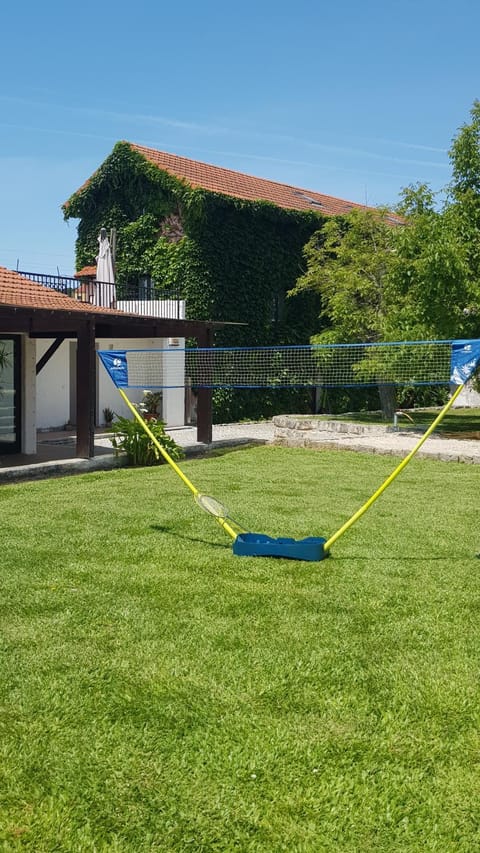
top-left (273, 415), bottom-right (393, 448)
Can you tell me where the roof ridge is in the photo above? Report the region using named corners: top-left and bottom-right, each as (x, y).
top-left (128, 140), bottom-right (374, 210)
top-left (129, 141), bottom-right (367, 209)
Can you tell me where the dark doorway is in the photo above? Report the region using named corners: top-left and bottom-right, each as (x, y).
top-left (0, 336), bottom-right (21, 454)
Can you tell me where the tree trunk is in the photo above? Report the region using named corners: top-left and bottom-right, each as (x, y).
top-left (378, 383), bottom-right (396, 421)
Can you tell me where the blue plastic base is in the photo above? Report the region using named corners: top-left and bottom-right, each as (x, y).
top-left (232, 533), bottom-right (328, 562)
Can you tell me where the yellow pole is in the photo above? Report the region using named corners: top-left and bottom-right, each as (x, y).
top-left (117, 388), bottom-right (238, 541)
top-left (323, 382), bottom-right (466, 553)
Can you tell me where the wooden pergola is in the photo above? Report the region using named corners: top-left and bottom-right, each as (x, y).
top-left (0, 301), bottom-right (231, 457)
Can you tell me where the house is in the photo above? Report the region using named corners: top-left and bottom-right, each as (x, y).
top-left (65, 141), bottom-right (394, 421)
top-left (0, 267), bottom-right (227, 458)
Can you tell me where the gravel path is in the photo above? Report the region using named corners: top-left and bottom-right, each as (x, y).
top-left (2, 419), bottom-right (479, 484)
top-left (287, 430), bottom-right (480, 463)
top-left (167, 421), bottom-right (275, 449)
top-left (167, 419), bottom-right (480, 464)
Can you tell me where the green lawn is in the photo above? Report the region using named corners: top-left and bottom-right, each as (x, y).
top-left (318, 406), bottom-right (480, 435)
top-left (1, 446), bottom-right (479, 851)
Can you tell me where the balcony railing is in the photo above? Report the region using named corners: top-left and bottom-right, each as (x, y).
top-left (17, 271), bottom-right (186, 320)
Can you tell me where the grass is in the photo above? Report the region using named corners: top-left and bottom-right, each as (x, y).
top-left (1, 445), bottom-right (480, 851)
top-left (315, 406), bottom-right (480, 436)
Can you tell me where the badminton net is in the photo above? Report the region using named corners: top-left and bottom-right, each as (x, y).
top-left (98, 340), bottom-right (480, 390)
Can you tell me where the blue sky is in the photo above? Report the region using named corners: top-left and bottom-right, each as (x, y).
top-left (0, 0), bottom-right (478, 275)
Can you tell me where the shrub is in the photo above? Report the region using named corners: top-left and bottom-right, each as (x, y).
top-left (109, 416), bottom-right (184, 467)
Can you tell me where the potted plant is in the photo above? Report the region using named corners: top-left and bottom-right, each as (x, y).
top-left (103, 406), bottom-right (115, 427)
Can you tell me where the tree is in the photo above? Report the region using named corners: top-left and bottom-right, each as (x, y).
top-left (447, 99), bottom-right (480, 332)
top-left (390, 184), bottom-right (472, 340)
top-left (290, 192), bottom-right (472, 417)
top-left (292, 207), bottom-right (397, 344)
top-left (291, 208), bottom-right (399, 416)
top-left (449, 100), bottom-right (480, 201)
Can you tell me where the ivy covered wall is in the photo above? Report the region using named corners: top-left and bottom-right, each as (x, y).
top-left (63, 142), bottom-right (325, 421)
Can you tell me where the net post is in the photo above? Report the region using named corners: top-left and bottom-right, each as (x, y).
top-left (196, 328), bottom-right (214, 443)
top-left (197, 390), bottom-right (213, 443)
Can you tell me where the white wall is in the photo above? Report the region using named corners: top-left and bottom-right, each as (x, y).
top-left (35, 336), bottom-right (186, 430)
top-left (97, 337), bottom-right (185, 427)
top-left (454, 381), bottom-right (480, 408)
top-left (36, 339), bottom-right (70, 429)
top-left (115, 299), bottom-right (185, 319)
top-left (160, 339), bottom-right (185, 427)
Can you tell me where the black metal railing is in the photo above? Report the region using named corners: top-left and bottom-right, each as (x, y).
top-left (17, 271), bottom-right (186, 320)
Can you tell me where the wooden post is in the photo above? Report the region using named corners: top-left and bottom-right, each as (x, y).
top-left (196, 327), bottom-right (214, 444)
top-left (76, 319), bottom-right (96, 458)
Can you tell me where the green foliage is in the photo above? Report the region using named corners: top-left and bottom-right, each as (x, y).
top-left (380, 105), bottom-right (480, 342)
top-left (109, 415), bottom-right (184, 466)
top-left (147, 235), bottom-right (192, 293)
top-left (114, 213), bottom-right (160, 287)
top-left (315, 385), bottom-right (390, 416)
top-left (290, 198), bottom-right (475, 416)
top-left (137, 390), bottom-right (163, 417)
top-left (102, 406), bottom-right (114, 426)
top-left (212, 386), bottom-right (313, 423)
top-left (449, 99), bottom-right (480, 197)
top-left (447, 100), bottom-right (480, 324)
top-left (396, 384), bottom-right (449, 409)
top-left (292, 208), bottom-right (396, 344)
top-left (392, 184), bottom-right (472, 339)
top-left (314, 382), bottom-right (447, 418)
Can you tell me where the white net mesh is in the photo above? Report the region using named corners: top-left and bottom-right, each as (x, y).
top-left (115, 342), bottom-right (455, 389)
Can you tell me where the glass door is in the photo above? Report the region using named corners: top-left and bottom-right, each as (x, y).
top-left (0, 336), bottom-right (21, 454)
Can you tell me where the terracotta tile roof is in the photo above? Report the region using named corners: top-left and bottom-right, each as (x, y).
top-left (74, 265), bottom-right (97, 278)
top-left (0, 267), bottom-right (120, 315)
top-left (129, 142), bottom-right (375, 217)
top-left (68, 141), bottom-right (403, 221)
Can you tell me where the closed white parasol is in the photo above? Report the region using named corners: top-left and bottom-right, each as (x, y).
top-left (95, 227), bottom-right (116, 306)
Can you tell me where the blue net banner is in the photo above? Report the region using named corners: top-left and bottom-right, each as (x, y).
top-left (450, 340), bottom-right (480, 385)
top-left (98, 350), bottom-right (129, 387)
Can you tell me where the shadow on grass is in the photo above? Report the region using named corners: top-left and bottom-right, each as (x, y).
top-left (149, 523), bottom-right (331, 562)
top-left (150, 523), bottom-right (229, 549)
